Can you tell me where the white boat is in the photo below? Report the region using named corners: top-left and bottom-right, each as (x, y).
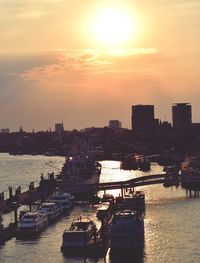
top-left (37, 202), bottom-right (63, 222)
top-left (109, 210), bottom-right (144, 253)
top-left (61, 217), bottom-right (96, 252)
top-left (48, 192), bottom-right (74, 212)
top-left (16, 211), bottom-right (48, 237)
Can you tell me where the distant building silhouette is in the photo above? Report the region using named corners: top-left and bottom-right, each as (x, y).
top-left (55, 122), bottom-right (64, 142)
top-left (1, 128), bottom-right (10, 134)
top-left (131, 105), bottom-right (155, 132)
top-left (108, 120), bottom-right (122, 129)
top-left (172, 103), bottom-right (192, 129)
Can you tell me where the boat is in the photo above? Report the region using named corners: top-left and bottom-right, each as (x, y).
top-left (61, 216), bottom-right (96, 252)
top-left (97, 202), bottom-right (112, 220)
top-left (48, 192), bottom-right (74, 212)
top-left (57, 155), bottom-right (101, 183)
top-left (120, 155), bottom-right (138, 170)
top-left (39, 155), bottom-right (101, 199)
top-left (16, 211), bottom-right (48, 238)
top-left (37, 202), bottom-right (63, 222)
top-left (115, 191), bottom-right (145, 211)
top-left (137, 156), bottom-right (151, 171)
top-left (109, 210), bottom-right (144, 253)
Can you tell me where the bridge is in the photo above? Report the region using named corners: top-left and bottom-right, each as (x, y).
top-left (59, 172), bottom-right (200, 196)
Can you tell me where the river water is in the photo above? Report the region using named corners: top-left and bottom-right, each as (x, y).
top-left (0, 153), bottom-right (199, 263)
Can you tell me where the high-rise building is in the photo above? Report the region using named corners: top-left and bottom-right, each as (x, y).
top-left (172, 103), bottom-right (192, 129)
top-left (108, 120), bottom-right (122, 129)
top-left (131, 105), bottom-right (155, 132)
top-left (55, 122), bottom-right (64, 142)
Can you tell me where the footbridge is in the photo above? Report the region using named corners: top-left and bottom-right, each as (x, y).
top-left (60, 173), bottom-right (200, 195)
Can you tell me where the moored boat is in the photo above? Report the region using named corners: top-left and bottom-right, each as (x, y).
top-left (109, 210), bottom-right (144, 253)
top-left (16, 211), bottom-right (48, 238)
top-left (48, 192), bottom-right (74, 212)
top-left (57, 155), bottom-right (101, 185)
top-left (61, 216), bottom-right (96, 252)
top-left (37, 202), bottom-right (63, 222)
top-left (120, 155), bottom-right (138, 170)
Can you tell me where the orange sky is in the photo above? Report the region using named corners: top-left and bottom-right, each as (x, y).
top-left (0, 0), bottom-right (200, 131)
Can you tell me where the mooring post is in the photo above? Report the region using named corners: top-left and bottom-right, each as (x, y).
top-left (8, 186), bottom-right (13, 200)
top-left (121, 188), bottom-right (124, 198)
top-left (13, 203), bottom-right (18, 224)
top-left (94, 226), bottom-right (97, 246)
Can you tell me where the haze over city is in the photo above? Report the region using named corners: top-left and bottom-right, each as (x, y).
top-left (0, 0), bottom-right (200, 131)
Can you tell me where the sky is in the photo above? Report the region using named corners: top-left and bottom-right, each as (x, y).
top-left (0, 0), bottom-right (200, 131)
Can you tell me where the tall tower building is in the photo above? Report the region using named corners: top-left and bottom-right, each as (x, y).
top-left (131, 105), bottom-right (155, 132)
top-left (172, 103), bottom-right (192, 129)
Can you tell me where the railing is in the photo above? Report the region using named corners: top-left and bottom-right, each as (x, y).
top-left (59, 173), bottom-right (200, 194)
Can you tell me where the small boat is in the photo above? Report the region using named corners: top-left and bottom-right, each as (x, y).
top-left (120, 155), bottom-right (138, 170)
top-left (16, 211), bottom-right (48, 238)
top-left (97, 202), bottom-right (112, 220)
top-left (37, 202), bottom-right (63, 222)
top-left (48, 192), bottom-right (74, 212)
top-left (61, 217), bottom-right (96, 252)
top-left (109, 210), bottom-right (144, 253)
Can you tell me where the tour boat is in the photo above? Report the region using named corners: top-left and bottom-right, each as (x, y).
top-left (37, 202), bottom-right (63, 222)
top-left (109, 210), bottom-right (144, 253)
top-left (61, 216), bottom-right (96, 252)
top-left (16, 211), bottom-right (48, 237)
top-left (48, 192), bottom-right (74, 212)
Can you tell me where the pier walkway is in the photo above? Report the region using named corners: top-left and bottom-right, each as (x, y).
top-left (1, 172), bottom-right (200, 213)
top-left (58, 173), bottom-right (200, 194)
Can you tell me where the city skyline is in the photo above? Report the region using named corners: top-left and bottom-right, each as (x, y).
top-left (0, 0), bottom-right (200, 130)
top-left (1, 102), bottom-right (197, 133)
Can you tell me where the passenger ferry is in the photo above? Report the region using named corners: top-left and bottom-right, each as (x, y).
top-left (16, 211), bottom-right (48, 237)
top-left (48, 192), bottom-right (74, 212)
top-left (37, 202), bottom-right (63, 222)
top-left (61, 217), bottom-right (96, 252)
top-left (109, 210), bottom-right (144, 253)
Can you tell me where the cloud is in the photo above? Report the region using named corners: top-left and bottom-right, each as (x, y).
top-left (20, 48), bottom-right (157, 82)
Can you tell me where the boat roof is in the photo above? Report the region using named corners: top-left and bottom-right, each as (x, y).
top-left (40, 202), bottom-right (55, 206)
top-left (115, 210), bottom-right (137, 218)
top-left (64, 217), bottom-right (95, 233)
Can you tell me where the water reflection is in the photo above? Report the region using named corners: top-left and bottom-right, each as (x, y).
top-left (1, 156), bottom-right (200, 263)
top-left (107, 248), bottom-right (145, 263)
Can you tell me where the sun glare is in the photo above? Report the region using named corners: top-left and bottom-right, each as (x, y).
top-left (90, 7), bottom-right (137, 48)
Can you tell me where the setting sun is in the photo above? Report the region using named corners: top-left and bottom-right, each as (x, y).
top-left (90, 7), bottom-right (137, 47)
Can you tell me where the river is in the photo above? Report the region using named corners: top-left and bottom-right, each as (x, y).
top-left (0, 153), bottom-right (199, 263)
